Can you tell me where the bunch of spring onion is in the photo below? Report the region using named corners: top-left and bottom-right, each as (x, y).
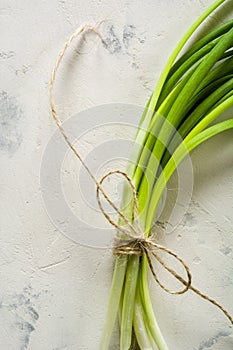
top-left (99, 0), bottom-right (233, 349)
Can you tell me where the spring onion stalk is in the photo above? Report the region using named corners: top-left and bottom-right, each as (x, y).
top-left (99, 1), bottom-right (233, 349)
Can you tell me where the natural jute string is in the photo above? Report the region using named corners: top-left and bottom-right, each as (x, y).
top-left (49, 23), bottom-right (233, 324)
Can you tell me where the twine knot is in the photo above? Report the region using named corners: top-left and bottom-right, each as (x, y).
top-left (97, 170), bottom-right (192, 295)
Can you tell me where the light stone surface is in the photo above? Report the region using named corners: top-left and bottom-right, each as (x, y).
top-left (0, 0), bottom-right (233, 349)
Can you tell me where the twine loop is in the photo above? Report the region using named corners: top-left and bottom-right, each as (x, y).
top-left (96, 169), bottom-right (192, 295)
top-left (49, 23), bottom-right (233, 325)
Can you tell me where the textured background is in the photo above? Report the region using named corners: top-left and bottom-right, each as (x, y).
top-left (1, 0), bottom-right (233, 349)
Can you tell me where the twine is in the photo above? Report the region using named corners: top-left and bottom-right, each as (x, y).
top-left (49, 23), bottom-right (233, 324)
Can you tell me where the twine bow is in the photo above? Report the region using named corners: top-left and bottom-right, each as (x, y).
top-left (97, 170), bottom-right (192, 295)
top-left (49, 23), bottom-right (233, 324)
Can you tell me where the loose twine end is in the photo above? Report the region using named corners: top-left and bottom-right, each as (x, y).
top-left (49, 23), bottom-right (233, 326)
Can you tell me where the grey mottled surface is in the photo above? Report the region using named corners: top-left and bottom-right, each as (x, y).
top-left (0, 0), bottom-right (233, 349)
